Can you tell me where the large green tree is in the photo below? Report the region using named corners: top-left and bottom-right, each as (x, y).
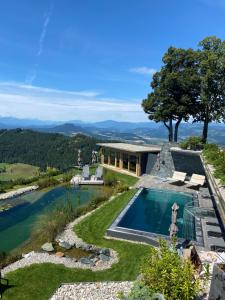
top-left (195, 36), bottom-right (225, 143)
top-left (142, 47), bottom-right (200, 142)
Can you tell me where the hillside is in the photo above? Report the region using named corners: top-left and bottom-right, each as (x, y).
top-left (0, 129), bottom-right (98, 170)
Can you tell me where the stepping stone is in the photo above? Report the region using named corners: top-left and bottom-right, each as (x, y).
top-left (59, 241), bottom-right (72, 250)
top-left (55, 251), bottom-right (65, 258)
top-left (99, 254), bottom-right (110, 261)
top-left (41, 242), bottom-right (54, 252)
top-left (79, 257), bottom-right (94, 266)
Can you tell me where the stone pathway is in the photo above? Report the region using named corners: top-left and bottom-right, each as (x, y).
top-left (50, 281), bottom-right (133, 300)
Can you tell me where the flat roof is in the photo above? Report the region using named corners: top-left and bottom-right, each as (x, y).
top-left (97, 143), bottom-right (161, 153)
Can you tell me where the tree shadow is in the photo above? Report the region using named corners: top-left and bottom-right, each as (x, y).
top-left (0, 283), bottom-right (16, 299)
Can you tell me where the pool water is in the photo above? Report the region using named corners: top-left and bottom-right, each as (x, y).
top-left (0, 185), bottom-right (106, 252)
top-left (118, 188), bottom-right (195, 239)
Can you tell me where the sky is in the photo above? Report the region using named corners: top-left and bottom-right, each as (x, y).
top-left (0, 0), bottom-right (225, 122)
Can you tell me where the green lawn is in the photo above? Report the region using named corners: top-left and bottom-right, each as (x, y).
top-left (0, 163), bottom-right (40, 181)
top-left (3, 187), bottom-right (150, 300)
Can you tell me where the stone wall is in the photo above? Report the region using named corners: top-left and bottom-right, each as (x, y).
top-left (171, 150), bottom-right (205, 177)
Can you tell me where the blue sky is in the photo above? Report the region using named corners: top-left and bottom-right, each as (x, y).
top-left (0, 0), bottom-right (225, 122)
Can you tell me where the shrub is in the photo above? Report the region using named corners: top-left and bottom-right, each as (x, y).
top-left (115, 183), bottom-right (130, 193)
top-left (0, 251), bottom-right (22, 269)
top-left (203, 144), bottom-right (225, 184)
top-left (37, 177), bottom-right (58, 189)
top-left (104, 170), bottom-right (117, 186)
top-left (180, 136), bottom-right (204, 150)
top-left (140, 239), bottom-right (200, 300)
top-left (118, 281), bottom-right (165, 300)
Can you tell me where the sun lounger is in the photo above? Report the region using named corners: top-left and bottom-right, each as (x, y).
top-left (82, 165), bottom-right (90, 180)
top-left (167, 171), bottom-right (187, 183)
top-left (95, 166), bottom-right (103, 180)
top-left (185, 174), bottom-right (205, 187)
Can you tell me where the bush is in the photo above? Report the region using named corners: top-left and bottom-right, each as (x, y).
top-left (203, 144), bottom-right (225, 184)
top-left (0, 251), bottom-right (22, 269)
top-left (115, 183), bottom-right (130, 193)
top-left (180, 136), bottom-right (204, 150)
top-left (118, 281), bottom-right (165, 300)
top-left (104, 170), bottom-right (117, 186)
top-left (37, 177), bottom-right (58, 189)
top-left (140, 240), bottom-right (200, 300)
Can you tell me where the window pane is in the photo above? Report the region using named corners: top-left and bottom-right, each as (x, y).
top-left (130, 155), bottom-right (136, 173)
top-left (123, 153), bottom-right (128, 170)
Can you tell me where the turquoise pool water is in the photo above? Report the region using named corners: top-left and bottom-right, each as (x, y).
top-left (0, 185), bottom-right (105, 252)
top-left (118, 188), bottom-right (195, 239)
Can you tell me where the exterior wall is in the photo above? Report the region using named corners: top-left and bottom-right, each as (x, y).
top-left (171, 150), bottom-right (205, 177)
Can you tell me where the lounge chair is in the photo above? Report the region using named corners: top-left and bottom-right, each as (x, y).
top-left (185, 174), bottom-right (205, 187)
top-left (82, 165), bottom-right (90, 180)
top-left (95, 166), bottom-right (103, 180)
top-left (167, 171), bottom-right (187, 183)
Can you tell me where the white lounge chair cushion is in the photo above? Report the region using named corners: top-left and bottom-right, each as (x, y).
top-left (185, 174), bottom-right (205, 186)
top-left (167, 171), bottom-right (187, 182)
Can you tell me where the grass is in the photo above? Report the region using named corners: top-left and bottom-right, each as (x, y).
top-left (0, 163), bottom-right (40, 181)
top-left (3, 183), bottom-right (151, 300)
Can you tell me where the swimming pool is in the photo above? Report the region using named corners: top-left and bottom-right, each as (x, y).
top-left (107, 188), bottom-right (201, 245)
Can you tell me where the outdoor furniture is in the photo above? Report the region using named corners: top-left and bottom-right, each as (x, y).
top-left (167, 171), bottom-right (187, 183)
top-left (94, 166), bottom-right (103, 180)
top-left (82, 165), bottom-right (90, 180)
top-left (185, 174), bottom-right (205, 187)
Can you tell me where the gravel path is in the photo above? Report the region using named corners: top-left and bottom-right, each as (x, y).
top-left (50, 281), bottom-right (133, 300)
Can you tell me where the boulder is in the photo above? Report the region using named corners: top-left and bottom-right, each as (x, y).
top-left (59, 241), bottom-right (72, 250)
top-left (100, 248), bottom-right (110, 256)
top-left (99, 254), bottom-right (110, 261)
top-left (55, 251), bottom-right (65, 258)
top-left (41, 242), bottom-right (54, 252)
top-left (79, 257), bottom-right (94, 266)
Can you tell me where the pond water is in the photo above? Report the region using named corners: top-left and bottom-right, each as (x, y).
top-left (0, 185), bottom-right (106, 252)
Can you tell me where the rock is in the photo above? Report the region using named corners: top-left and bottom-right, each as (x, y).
top-left (55, 251), bottom-right (64, 258)
top-left (88, 254), bottom-right (95, 260)
top-left (99, 254), bottom-right (110, 262)
top-left (41, 242), bottom-right (54, 252)
top-left (59, 241), bottom-right (72, 250)
top-left (82, 244), bottom-right (91, 251)
top-left (22, 251), bottom-right (35, 258)
top-left (79, 257), bottom-right (94, 266)
top-left (100, 248), bottom-right (110, 256)
top-left (92, 257), bottom-right (99, 263)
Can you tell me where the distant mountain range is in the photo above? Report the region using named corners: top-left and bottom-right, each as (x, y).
top-left (0, 116), bottom-right (225, 145)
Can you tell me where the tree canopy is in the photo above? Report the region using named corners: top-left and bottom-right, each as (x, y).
top-left (142, 36), bottom-right (225, 143)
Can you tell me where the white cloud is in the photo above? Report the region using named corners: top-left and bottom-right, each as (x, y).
top-left (129, 67), bottom-right (156, 76)
top-left (25, 4), bottom-right (53, 84)
top-left (0, 82), bottom-right (145, 122)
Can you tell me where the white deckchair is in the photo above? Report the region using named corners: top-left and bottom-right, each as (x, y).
top-left (185, 174), bottom-right (205, 187)
top-left (82, 165), bottom-right (90, 180)
top-left (95, 166), bottom-right (103, 180)
top-left (167, 171), bottom-right (187, 183)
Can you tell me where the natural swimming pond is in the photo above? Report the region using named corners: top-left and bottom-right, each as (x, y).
top-left (0, 185), bottom-right (106, 252)
top-left (108, 188), bottom-right (196, 243)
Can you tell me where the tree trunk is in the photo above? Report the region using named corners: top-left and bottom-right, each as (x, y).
top-left (163, 119), bottom-right (173, 142)
top-left (202, 119), bottom-right (209, 143)
top-left (202, 106), bottom-right (209, 144)
top-left (174, 117), bottom-right (182, 142)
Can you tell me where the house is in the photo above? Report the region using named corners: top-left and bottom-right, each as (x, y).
top-left (97, 143), bottom-right (161, 177)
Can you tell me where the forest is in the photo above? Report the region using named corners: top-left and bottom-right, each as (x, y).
top-left (0, 129), bottom-right (98, 170)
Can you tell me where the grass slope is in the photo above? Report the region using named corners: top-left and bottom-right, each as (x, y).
top-left (3, 189), bottom-right (150, 300)
top-left (0, 163), bottom-right (40, 181)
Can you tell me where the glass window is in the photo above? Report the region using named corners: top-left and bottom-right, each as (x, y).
top-left (116, 152), bottom-right (120, 167)
top-left (109, 151), bottom-right (116, 166)
top-left (104, 149), bottom-right (109, 164)
top-left (123, 153), bottom-right (129, 170)
top-left (130, 155), bottom-right (136, 173)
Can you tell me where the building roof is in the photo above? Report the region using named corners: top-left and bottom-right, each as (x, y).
top-left (97, 143), bottom-right (161, 153)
